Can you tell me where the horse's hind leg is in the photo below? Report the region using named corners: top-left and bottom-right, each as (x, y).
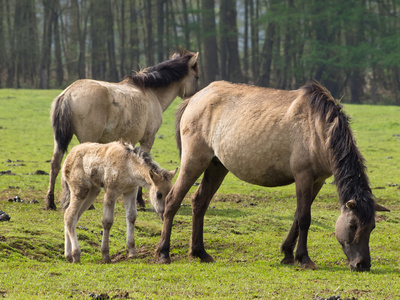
top-left (45, 144), bottom-right (64, 210)
top-left (280, 177), bottom-right (325, 269)
top-left (123, 189), bottom-right (138, 258)
top-left (101, 191), bottom-right (117, 263)
top-left (190, 158), bottom-right (228, 262)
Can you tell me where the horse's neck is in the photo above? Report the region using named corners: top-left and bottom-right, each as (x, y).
top-left (152, 83), bottom-right (181, 111)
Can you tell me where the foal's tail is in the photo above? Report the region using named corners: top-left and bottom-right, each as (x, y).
top-left (175, 98), bottom-right (191, 157)
top-left (51, 92), bottom-right (74, 154)
top-left (60, 176), bottom-right (71, 210)
top-left (303, 81), bottom-right (374, 225)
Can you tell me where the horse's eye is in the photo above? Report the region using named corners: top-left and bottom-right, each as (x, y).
top-left (157, 192), bottom-right (163, 200)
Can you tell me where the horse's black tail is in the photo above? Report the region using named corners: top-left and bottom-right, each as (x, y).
top-left (303, 81), bottom-right (374, 225)
top-left (175, 98), bottom-right (190, 157)
top-left (61, 175), bottom-right (71, 211)
top-left (51, 92), bottom-right (74, 154)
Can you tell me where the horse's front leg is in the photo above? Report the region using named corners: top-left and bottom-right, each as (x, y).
top-left (101, 192), bottom-right (117, 263)
top-left (123, 189), bottom-right (138, 258)
top-left (190, 159), bottom-right (228, 262)
top-left (156, 184), bottom-right (189, 264)
top-left (285, 176), bottom-right (324, 269)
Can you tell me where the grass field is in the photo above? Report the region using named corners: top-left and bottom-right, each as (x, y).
top-left (0, 88), bottom-right (399, 299)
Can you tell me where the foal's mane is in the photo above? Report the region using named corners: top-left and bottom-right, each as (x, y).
top-left (303, 81), bottom-right (375, 225)
top-left (127, 50), bottom-right (196, 89)
top-left (120, 141), bottom-right (170, 180)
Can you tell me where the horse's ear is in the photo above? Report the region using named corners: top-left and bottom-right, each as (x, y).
top-left (346, 199), bottom-right (357, 210)
top-left (189, 52), bottom-right (199, 67)
top-left (375, 202), bottom-right (390, 212)
top-left (171, 52), bottom-right (180, 59)
top-left (149, 170), bottom-right (162, 183)
top-left (168, 167), bottom-right (178, 179)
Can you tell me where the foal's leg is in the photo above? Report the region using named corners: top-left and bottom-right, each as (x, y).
top-left (190, 158), bottom-right (228, 262)
top-left (281, 177), bottom-right (325, 269)
top-left (101, 191), bottom-right (117, 263)
top-left (78, 187), bottom-right (101, 218)
top-left (123, 189), bottom-right (138, 258)
top-left (45, 143), bottom-right (64, 210)
top-left (64, 188), bottom-right (90, 263)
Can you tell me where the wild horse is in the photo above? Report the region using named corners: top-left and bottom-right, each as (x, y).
top-left (62, 141), bottom-right (177, 263)
top-left (156, 80), bottom-right (389, 271)
top-left (45, 50), bottom-right (199, 210)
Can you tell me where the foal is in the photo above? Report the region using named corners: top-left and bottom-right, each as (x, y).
top-left (62, 141), bottom-right (177, 263)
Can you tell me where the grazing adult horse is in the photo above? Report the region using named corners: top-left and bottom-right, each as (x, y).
top-left (156, 80), bottom-right (389, 271)
top-left (62, 141), bottom-right (177, 263)
top-left (45, 50), bottom-right (199, 210)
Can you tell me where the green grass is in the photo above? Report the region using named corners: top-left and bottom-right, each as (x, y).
top-left (0, 89), bottom-right (399, 299)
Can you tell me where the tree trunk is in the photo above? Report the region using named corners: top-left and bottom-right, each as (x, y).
top-left (105, 0), bottom-right (119, 81)
top-left (39, 0), bottom-right (54, 89)
top-left (157, 0), bottom-right (165, 62)
top-left (145, 0), bottom-right (154, 65)
top-left (53, 0), bottom-right (64, 87)
top-left (201, 0), bottom-right (219, 85)
top-left (129, 0), bottom-right (140, 70)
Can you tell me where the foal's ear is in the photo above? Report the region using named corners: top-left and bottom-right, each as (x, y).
top-left (375, 202), bottom-right (390, 212)
top-left (149, 170), bottom-right (162, 183)
top-left (189, 52), bottom-right (199, 67)
top-left (168, 167), bottom-right (178, 180)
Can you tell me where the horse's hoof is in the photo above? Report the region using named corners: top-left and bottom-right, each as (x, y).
top-left (46, 203), bottom-right (57, 211)
top-left (301, 262), bottom-right (317, 270)
top-left (128, 251), bottom-right (138, 259)
top-left (158, 257), bottom-right (171, 264)
top-left (280, 257), bottom-right (295, 265)
top-left (200, 254), bottom-right (214, 263)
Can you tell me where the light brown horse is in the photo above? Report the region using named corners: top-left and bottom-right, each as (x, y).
top-left (156, 80), bottom-right (389, 271)
top-left (62, 141), bottom-right (177, 263)
top-left (45, 50), bottom-right (199, 210)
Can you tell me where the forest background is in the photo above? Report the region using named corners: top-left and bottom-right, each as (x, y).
top-left (0, 0), bottom-right (400, 105)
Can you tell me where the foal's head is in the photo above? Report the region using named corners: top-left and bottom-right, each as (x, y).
top-left (148, 168), bottom-right (178, 220)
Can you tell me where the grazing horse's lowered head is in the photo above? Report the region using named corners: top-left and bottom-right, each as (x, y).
top-left (335, 200), bottom-right (389, 271)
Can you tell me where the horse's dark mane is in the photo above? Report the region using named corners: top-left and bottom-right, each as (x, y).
top-left (303, 81), bottom-right (375, 226)
top-left (121, 141), bottom-right (170, 180)
top-left (127, 50), bottom-right (195, 89)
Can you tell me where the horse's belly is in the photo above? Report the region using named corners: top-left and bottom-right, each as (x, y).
top-left (218, 155), bottom-right (295, 187)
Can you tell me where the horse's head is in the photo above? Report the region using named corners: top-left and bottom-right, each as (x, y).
top-left (335, 199), bottom-right (389, 271)
top-left (148, 168), bottom-right (178, 220)
top-left (173, 51), bottom-right (200, 99)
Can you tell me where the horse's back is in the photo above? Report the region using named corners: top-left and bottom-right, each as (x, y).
top-left (60, 79), bottom-right (149, 144)
top-left (180, 81), bottom-right (331, 186)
